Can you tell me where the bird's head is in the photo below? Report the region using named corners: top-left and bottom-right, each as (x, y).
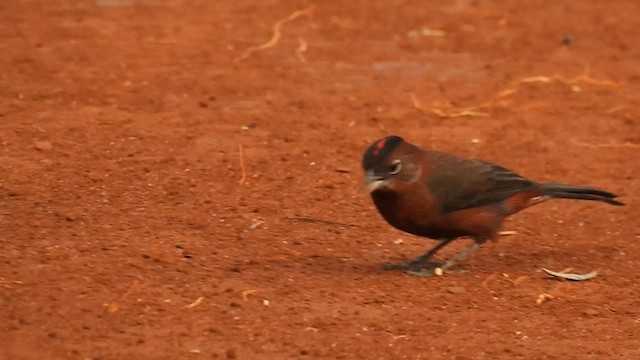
top-left (361, 135), bottom-right (422, 193)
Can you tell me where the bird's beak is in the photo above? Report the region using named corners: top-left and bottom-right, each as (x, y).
top-left (362, 170), bottom-right (387, 193)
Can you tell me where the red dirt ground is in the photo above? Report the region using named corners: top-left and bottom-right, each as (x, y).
top-left (1, 1), bottom-right (639, 359)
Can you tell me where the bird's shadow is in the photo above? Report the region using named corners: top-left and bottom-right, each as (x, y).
top-left (228, 254), bottom-right (407, 278)
top-left (229, 254), bottom-right (479, 279)
top-left (223, 244), bottom-right (602, 279)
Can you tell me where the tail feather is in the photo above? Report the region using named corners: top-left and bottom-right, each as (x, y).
top-left (542, 183), bottom-right (624, 206)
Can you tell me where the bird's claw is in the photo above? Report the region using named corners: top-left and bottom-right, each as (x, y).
top-left (406, 267), bottom-right (471, 277)
top-left (406, 269), bottom-right (440, 277)
top-left (384, 261), bottom-right (471, 277)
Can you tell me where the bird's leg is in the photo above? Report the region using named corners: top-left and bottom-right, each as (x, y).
top-left (440, 242), bottom-right (480, 270)
top-left (383, 238), bottom-right (455, 271)
top-left (406, 239), bottom-right (483, 277)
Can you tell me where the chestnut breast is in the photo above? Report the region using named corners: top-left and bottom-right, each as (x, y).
top-left (371, 183), bottom-right (505, 240)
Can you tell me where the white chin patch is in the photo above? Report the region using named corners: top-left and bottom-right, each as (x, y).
top-left (365, 180), bottom-right (388, 193)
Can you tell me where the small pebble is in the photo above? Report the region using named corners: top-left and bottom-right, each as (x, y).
top-left (35, 141), bottom-right (52, 151)
top-left (241, 123), bottom-right (256, 131)
top-left (561, 35), bottom-right (573, 46)
top-left (447, 286), bottom-right (465, 294)
top-left (584, 308), bottom-right (600, 316)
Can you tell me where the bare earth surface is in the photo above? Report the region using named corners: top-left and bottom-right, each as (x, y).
top-left (1, 1), bottom-right (639, 359)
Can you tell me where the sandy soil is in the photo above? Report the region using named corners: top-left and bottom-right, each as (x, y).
top-left (1, 0), bottom-right (639, 359)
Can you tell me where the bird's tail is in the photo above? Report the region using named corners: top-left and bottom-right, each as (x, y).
top-left (542, 183), bottom-right (624, 206)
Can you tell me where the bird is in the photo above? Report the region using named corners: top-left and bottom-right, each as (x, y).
top-left (362, 135), bottom-right (624, 276)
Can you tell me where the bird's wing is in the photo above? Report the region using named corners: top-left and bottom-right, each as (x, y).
top-left (425, 151), bottom-right (537, 213)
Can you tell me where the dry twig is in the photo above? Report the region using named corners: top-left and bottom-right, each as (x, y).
top-left (242, 288), bottom-right (266, 300)
top-left (186, 296), bottom-right (204, 308)
top-left (238, 144), bottom-right (247, 184)
top-left (286, 215), bottom-right (358, 227)
top-left (0, 277), bottom-right (23, 288)
top-left (385, 331), bottom-right (408, 342)
top-left (235, 5), bottom-right (316, 62)
top-left (411, 93), bottom-right (488, 118)
top-left (536, 293), bottom-right (554, 305)
top-left (543, 268), bottom-right (598, 281)
top-left (570, 139), bottom-right (640, 148)
top-left (296, 37), bottom-right (308, 62)
top-left (411, 65), bottom-right (618, 118)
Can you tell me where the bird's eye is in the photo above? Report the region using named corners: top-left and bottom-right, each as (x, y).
top-left (389, 160), bottom-right (402, 175)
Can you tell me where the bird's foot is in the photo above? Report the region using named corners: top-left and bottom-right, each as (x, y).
top-left (406, 269), bottom-right (440, 277)
top-left (406, 267), bottom-right (471, 277)
top-left (405, 242), bottom-right (480, 276)
top-left (384, 261), bottom-right (470, 277)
